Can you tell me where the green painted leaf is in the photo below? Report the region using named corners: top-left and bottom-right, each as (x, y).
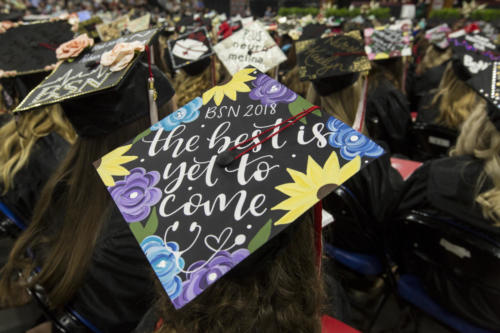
top-left (287, 97), bottom-right (321, 124)
top-left (129, 208), bottom-right (158, 244)
top-left (132, 128), bottom-right (152, 144)
top-left (248, 219), bottom-right (272, 253)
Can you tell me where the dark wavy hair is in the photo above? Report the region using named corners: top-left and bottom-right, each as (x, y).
top-left (154, 211), bottom-right (324, 333)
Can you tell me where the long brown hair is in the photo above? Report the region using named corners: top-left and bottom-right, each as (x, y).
top-left (155, 212), bottom-right (324, 333)
top-left (432, 62), bottom-right (484, 130)
top-left (415, 45), bottom-right (452, 76)
top-left (0, 105), bottom-right (76, 193)
top-left (0, 101), bottom-right (175, 309)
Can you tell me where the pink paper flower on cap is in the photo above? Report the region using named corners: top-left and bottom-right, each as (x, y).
top-left (100, 41), bottom-right (145, 72)
top-left (56, 33), bottom-right (94, 61)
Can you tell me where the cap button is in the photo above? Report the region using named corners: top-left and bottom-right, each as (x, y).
top-left (216, 149), bottom-right (239, 167)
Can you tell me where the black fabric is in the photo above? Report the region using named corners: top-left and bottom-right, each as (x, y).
top-left (409, 62), bottom-right (447, 111)
top-left (325, 148), bottom-right (404, 253)
top-left (416, 91), bottom-right (439, 124)
top-left (0, 11), bottom-right (24, 22)
top-left (0, 132), bottom-right (69, 224)
top-left (70, 206), bottom-right (157, 332)
top-left (487, 102), bottom-right (500, 131)
top-left (396, 155), bottom-right (500, 330)
top-left (366, 78), bottom-right (412, 155)
top-left (398, 155), bottom-right (499, 236)
top-left (0, 20), bottom-right (74, 74)
top-left (451, 54), bottom-right (472, 82)
top-left (62, 61), bottom-right (174, 137)
top-left (312, 73), bottom-right (360, 96)
top-left (182, 56), bottom-right (211, 76)
top-left (298, 23), bottom-right (327, 41)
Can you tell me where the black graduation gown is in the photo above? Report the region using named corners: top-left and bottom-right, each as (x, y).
top-left (324, 150), bottom-right (404, 253)
top-left (415, 91), bottom-right (439, 124)
top-left (409, 62), bottom-right (447, 112)
top-left (0, 132), bottom-right (69, 224)
top-left (366, 79), bottom-right (412, 155)
top-left (68, 206), bottom-right (156, 333)
top-left (396, 155), bottom-right (500, 330)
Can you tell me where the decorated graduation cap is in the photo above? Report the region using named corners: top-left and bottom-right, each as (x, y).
top-left (167, 27), bottom-right (213, 71)
top-left (93, 66), bottom-right (384, 309)
top-left (213, 21), bottom-right (287, 76)
top-left (425, 24), bottom-right (451, 50)
top-left (459, 52), bottom-right (500, 128)
top-left (364, 26), bottom-right (412, 60)
top-left (296, 31), bottom-right (371, 95)
top-left (77, 15), bottom-right (103, 40)
top-left (448, 30), bottom-right (500, 61)
top-left (0, 20), bottom-right (74, 78)
top-left (14, 29), bottom-right (175, 137)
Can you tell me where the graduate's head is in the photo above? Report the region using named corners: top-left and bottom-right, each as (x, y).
top-left (432, 59), bottom-right (484, 130)
top-left (452, 103), bottom-right (500, 226)
top-left (297, 31), bottom-right (371, 131)
top-left (416, 44), bottom-right (452, 76)
top-left (155, 211), bottom-right (324, 333)
top-left (0, 34), bottom-right (175, 308)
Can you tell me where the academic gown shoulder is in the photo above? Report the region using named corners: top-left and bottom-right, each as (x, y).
top-left (415, 91), bottom-right (439, 124)
top-left (366, 79), bottom-right (412, 155)
top-left (395, 155), bottom-right (500, 330)
top-left (69, 206), bottom-right (156, 333)
top-left (0, 132), bottom-right (69, 224)
top-left (324, 148), bottom-right (404, 253)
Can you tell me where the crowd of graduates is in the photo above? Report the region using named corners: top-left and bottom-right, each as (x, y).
top-left (0, 1), bottom-right (499, 332)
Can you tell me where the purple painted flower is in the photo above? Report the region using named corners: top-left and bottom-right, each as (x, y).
top-left (172, 248), bottom-right (250, 308)
top-left (249, 74), bottom-right (297, 105)
top-left (108, 167), bottom-right (162, 223)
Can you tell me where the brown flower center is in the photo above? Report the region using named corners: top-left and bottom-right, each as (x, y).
top-left (317, 183), bottom-right (337, 200)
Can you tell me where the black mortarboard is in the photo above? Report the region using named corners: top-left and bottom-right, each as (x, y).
top-left (449, 31), bottom-right (500, 61)
top-left (364, 26), bottom-right (412, 60)
top-left (298, 23), bottom-right (328, 41)
top-left (459, 52), bottom-right (500, 129)
top-left (296, 31), bottom-right (371, 82)
top-left (0, 20), bottom-right (74, 77)
top-left (0, 10), bottom-right (23, 22)
top-left (167, 27), bottom-right (213, 71)
top-left (94, 67), bottom-right (384, 309)
top-left (14, 29), bottom-right (175, 137)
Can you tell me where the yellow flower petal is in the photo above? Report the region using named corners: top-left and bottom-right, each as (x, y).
top-left (202, 88), bottom-right (217, 105)
top-left (339, 155), bottom-right (361, 184)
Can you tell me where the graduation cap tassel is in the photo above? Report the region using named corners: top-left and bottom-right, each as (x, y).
top-left (145, 45), bottom-right (159, 126)
top-left (352, 77), bottom-right (369, 133)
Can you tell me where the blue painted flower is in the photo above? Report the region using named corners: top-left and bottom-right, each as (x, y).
top-left (327, 117), bottom-right (384, 160)
top-left (152, 97), bottom-right (202, 131)
top-left (141, 235), bottom-right (185, 299)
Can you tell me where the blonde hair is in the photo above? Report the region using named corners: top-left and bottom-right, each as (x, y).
top-left (306, 73), bottom-right (367, 135)
top-left (416, 45), bottom-right (452, 76)
top-left (0, 105), bottom-right (76, 193)
top-left (451, 105), bottom-right (500, 226)
top-left (432, 62), bottom-right (484, 130)
top-left (282, 66), bottom-right (310, 98)
top-left (173, 61), bottom-right (221, 107)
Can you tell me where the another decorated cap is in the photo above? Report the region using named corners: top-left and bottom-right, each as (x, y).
top-left (296, 30), bottom-right (371, 83)
top-left (77, 15), bottom-right (104, 41)
top-left (364, 25), bottom-right (412, 60)
top-left (213, 21), bottom-right (287, 76)
top-left (425, 24), bottom-right (451, 50)
top-left (167, 27), bottom-right (213, 70)
top-left (0, 20), bottom-right (74, 78)
top-left (94, 67), bottom-right (384, 309)
top-left (459, 52), bottom-right (500, 128)
top-left (14, 29), bottom-right (175, 136)
top-left (448, 30), bottom-right (500, 61)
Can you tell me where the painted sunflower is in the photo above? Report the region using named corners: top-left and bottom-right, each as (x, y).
top-left (202, 68), bottom-right (256, 106)
top-left (272, 151), bottom-right (361, 226)
top-left (96, 144), bottom-right (138, 187)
